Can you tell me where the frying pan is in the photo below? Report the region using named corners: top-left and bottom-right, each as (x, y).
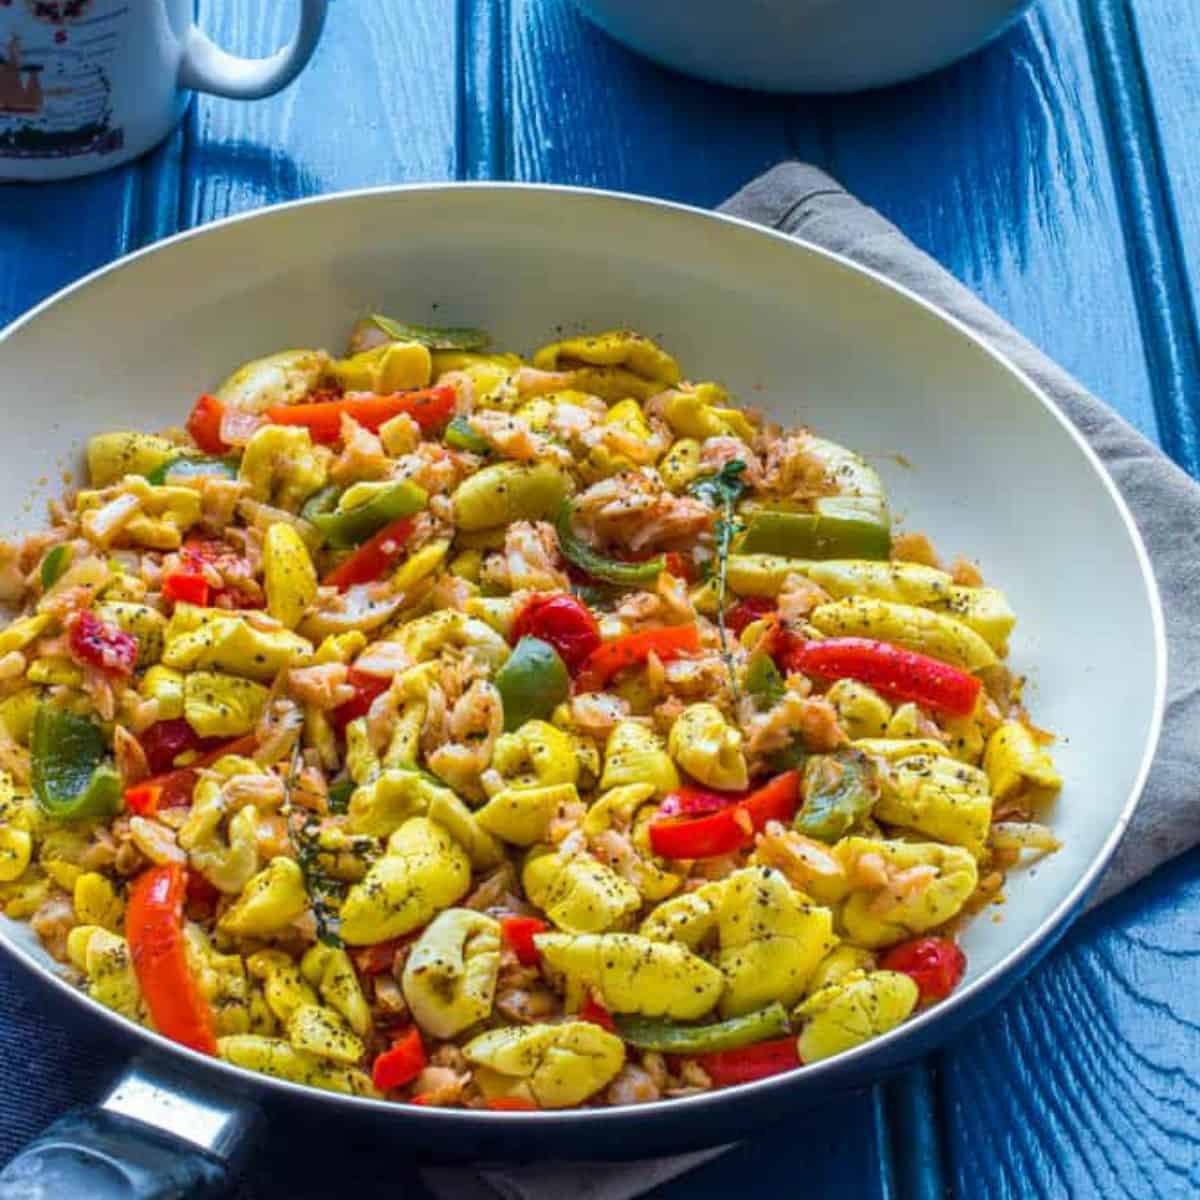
top-left (0, 185), bottom-right (1165, 1197)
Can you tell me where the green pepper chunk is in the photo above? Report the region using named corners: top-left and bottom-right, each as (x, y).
top-left (363, 314), bottom-right (491, 352)
top-left (312, 480), bottom-right (428, 549)
top-left (300, 484), bottom-right (342, 525)
top-left (495, 636), bottom-right (569, 731)
top-left (327, 777), bottom-right (356, 813)
top-left (614, 1002), bottom-right (791, 1054)
top-left (444, 416), bottom-right (491, 454)
top-left (793, 748), bottom-right (880, 842)
top-left (31, 704), bottom-right (123, 822)
top-left (555, 501), bottom-right (664, 587)
top-left (40, 544), bottom-right (72, 591)
top-left (145, 455), bottom-right (239, 486)
top-left (744, 651), bottom-right (785, 708)
top-left (738, 502), bottom-right (890, 561)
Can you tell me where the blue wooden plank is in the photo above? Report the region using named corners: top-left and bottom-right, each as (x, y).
top-left (1084, 0), bottom-right (1200, 477)
top-left (183, 0), bottom-right (457, 225)
top-left (820, 0), bottom-right (1160, 442)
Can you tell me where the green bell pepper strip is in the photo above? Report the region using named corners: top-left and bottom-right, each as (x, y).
top-left (39, 544), bottom-right (72, 591)
top-left (793, 748), bottom-right (880, 842)
top-left (744, 651), bottom-right (785, 708)
top-left (495, 636), bottom-right (570, 731)
top-left (300, 484), bottom-right (342, 525)
top-left (444, 416), bottom-right (491, 454)
top-left (31, 704), bottom-right (123, 822)
top-left (145, 456), bottom-right (239, 486)
top-left (614, 1002), bottom-right (791, 1054)
top-left (555, 502), bottom-right (665, 587)
top-left (326, 777), bottom-right (356, 813)
top-left (738, 503), bottom-right (890, 561)
top-left (312, 480), bottom-right (428, 550)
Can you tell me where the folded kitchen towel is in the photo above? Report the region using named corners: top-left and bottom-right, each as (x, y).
top-left (0, 165), bottom-right (1196, 1200)
top-left (420, 162), bottom-right (1200, 1200)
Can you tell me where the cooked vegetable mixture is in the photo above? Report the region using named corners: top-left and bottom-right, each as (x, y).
top-left (0, 317), bottom-right (1063, 1108)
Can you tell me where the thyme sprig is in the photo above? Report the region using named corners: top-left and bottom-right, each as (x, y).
top-left (283, 745), bottom-right (346, 948)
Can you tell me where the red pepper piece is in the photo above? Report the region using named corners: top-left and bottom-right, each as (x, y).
top-left (129, 732), bottom-right (258, 813)
top-left (162, 570), bottom-right (211, 607)
top-left (655, 787), bottom-right (733, 820)
top-left (486, 1097), bottom-right (539, 1112)
top-left (727, 596), bottom-right (776, 636)
top-left (351, 937), bottom-right (407, 977)
top-left (648, 770), bottom-right (800, 860)
top-left (372, 1027), bottom-right (427, 1092)
top-left (124, 783), bottom-right (163, 817)
top-left (126, 864), bottom-right (218, 1055)
top-left (185, 394), bottom-right (228, 455)
top-left (265, 386), bottom-right (456, 444)
top-left (579, 994), bottom-right (617, 1033)
top-left (575, 624), bottom-right (701, 693)
top-left (322, 516), bottom-right (416, 591)
top-left (499, 915), bottom-right (548, 967)
top-left (878, 936), bottom-right (967, 1004)
top-left (511, 594), bottom-right (601, 675)
top-left (694, 1036), bottom-right (801, 1086)
top-left (331, 668), bottom-right (391, 734)
top-left (139, 718), bottom-right (216, 775)
top-left (788, 637), bottom-right (981, 718)
top-left (67, 610), bottom-right (137, 677)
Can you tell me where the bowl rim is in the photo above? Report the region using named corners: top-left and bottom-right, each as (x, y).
top-left (0, 181), bottom-right (1167, 1128)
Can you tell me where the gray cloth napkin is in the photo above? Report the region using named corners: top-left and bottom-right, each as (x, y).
top-left (421, 162), bottom-right (1200, 1200)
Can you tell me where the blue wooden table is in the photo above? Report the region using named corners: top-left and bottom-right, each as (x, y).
top-left (2, 2), bottom-right (1199, 1196)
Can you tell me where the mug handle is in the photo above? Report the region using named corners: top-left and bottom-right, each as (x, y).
top-left (179, 0), bottom-right (329, 100)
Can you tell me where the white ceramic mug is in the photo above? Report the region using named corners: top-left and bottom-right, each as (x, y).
top-left (0, 0), bottom-right (327, 182)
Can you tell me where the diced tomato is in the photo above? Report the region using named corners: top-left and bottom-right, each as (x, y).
top-left (185, 394), bottom-right (228, 455)
top-left (124, 783), bottom-right (162, 817)
top-left (486, 1097), bottom-right (539, 1112)
top-left (511, 593), bottom-right (601, 675)
top-left (67, 610), bottom-right (137, 677)
top-left (372, 1027), bottom-right (427, 1092)
top-left (663, 552), bottom-right (693, 582)
top-left (878, 936), bottom-right (967, 1004)
top-left (500, 915), bottom-right (548, 967)
top-left (579, 994), bottom-right (616, 1033)
top-left (139, 718), bottom-right (215, 775)
top-left (162, 570), bottom-right (210, 607)
top-left (694, 1037), bottom-right (801, 1086)
top-left (575, 623), bottom-right (701, 693)
top-left (648, 770), bottom-right (800, 860)
top-left (265, 386), bottom-right (456, 444)
top-left (727, 596), bottom-right (776, 636)
top-left (322, 517), bottom-right (415, 591)
top-left (331, 668), bottom-right (391, 734)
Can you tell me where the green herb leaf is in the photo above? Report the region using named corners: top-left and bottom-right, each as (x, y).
top-left (39, 544), bottom-right (72, 592)
top-left (369, 314), bottom-right (491, 352)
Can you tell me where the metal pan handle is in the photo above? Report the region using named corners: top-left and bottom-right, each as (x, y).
top-left (0, 1057), bottom-right (258, 1199)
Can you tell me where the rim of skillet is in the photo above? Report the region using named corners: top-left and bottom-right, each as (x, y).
top-left (0, 181), bottom-right (1168, 1129)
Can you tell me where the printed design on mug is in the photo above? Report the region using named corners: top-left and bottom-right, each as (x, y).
top-left (0, 3), bottom-right (123, 159)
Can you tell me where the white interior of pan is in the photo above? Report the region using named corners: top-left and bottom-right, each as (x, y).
top-left (0, 187), bottom-right (1162, 1050)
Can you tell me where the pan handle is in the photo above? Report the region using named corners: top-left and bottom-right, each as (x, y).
top-left (0, 1056), bottom-right (258, 1199)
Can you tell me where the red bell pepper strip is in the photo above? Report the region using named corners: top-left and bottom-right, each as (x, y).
top-left (693, 1036), bottom-right (801, 1086)
top-left (372, 1027), bottom-right (427, 1092)
top-left (575, 624), bottom-right (701, 693)
top-left (788, 637), bottom-right (981, 718)
top-left (727, 596), bottom-right (775, 636)
top-left (67, 611), bottom-right (138, 677)
top-left (162, 570), bottom-right (211, 607)
top-left (511, 593), bottom-right (601, 675)
top-left (126, 864), bottom-right (218, 1055)
top-left (185, 394), bottom-right (228, 455)
top-left (126, 733), bottom-right (257, 814)
top-left (878, 936), bottom-right (967, 1004)
top-left (579, 994), bottom-right (617, 1033)
top-left (486, 1097), bottom-right (539, 1112)
top-left (331, 668), bottom-right (391, 734)
top-left (265, 386), bottom-right (456, 444)
top-left (648, 770), bottom-right (800, 860)
top-left (322, 517), bottom-right (416, 591)
top-left (500, 915), bottom-right (548, 967)
top-left (655, 787), bottom-right (732, 820)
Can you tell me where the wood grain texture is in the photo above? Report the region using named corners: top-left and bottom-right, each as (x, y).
top-left (1083, 0), bottom-right (1200, 475)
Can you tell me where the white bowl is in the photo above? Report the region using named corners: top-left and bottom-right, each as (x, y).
top-left (0, 185), bottom-right (1164, 1153)
top-left (573, 0), bottom-right (1034, 93)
